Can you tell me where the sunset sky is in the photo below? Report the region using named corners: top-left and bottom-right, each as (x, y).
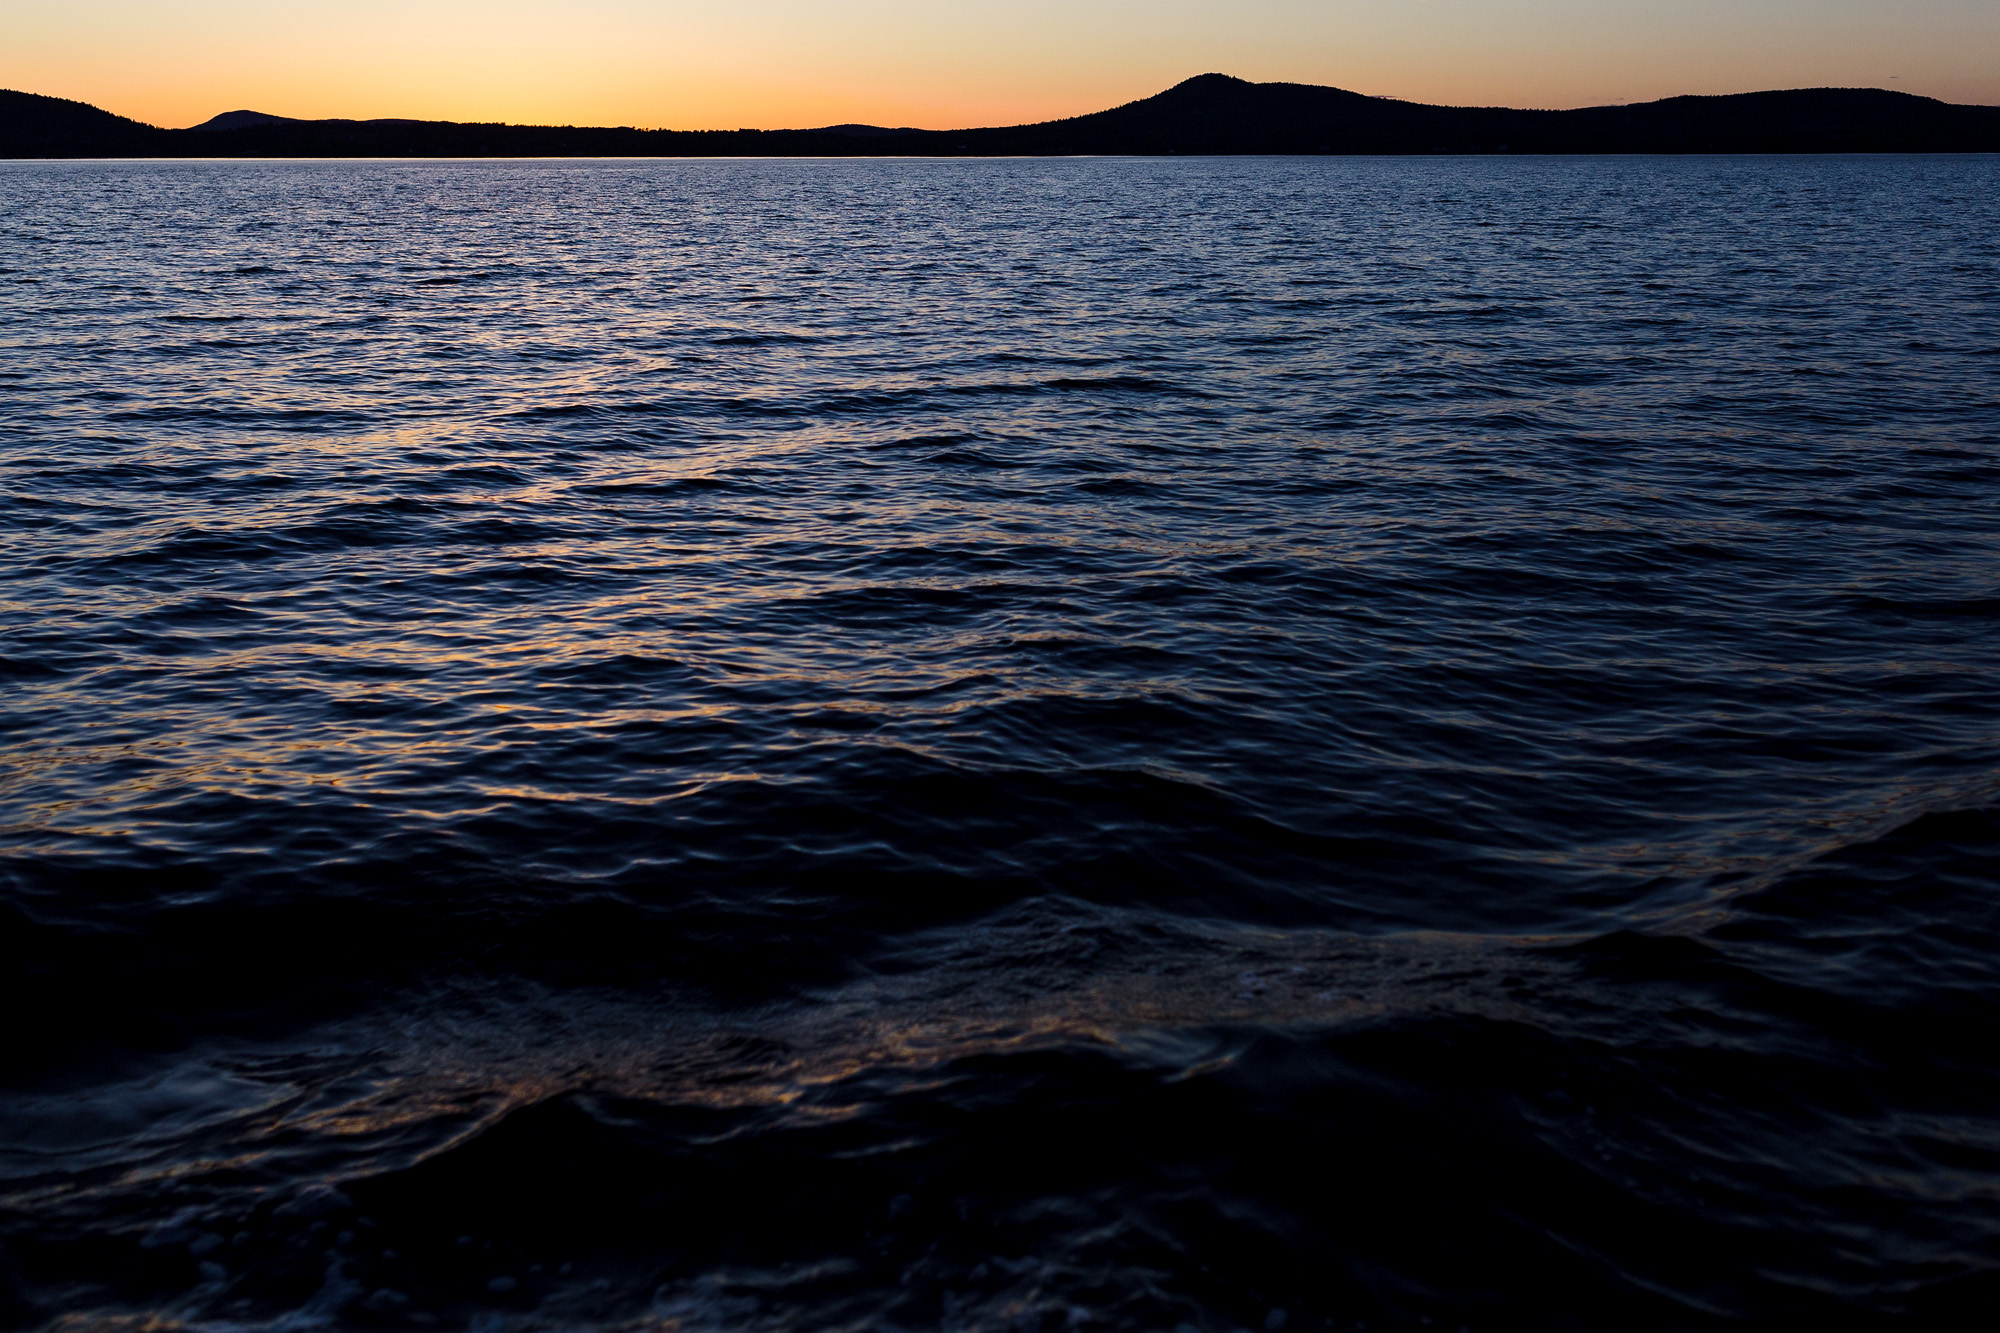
top-left (5, 0), bottom-right (1997, 131)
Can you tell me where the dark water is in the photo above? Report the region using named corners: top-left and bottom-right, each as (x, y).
top-left (3, 155), bottom-right (1999, 1331)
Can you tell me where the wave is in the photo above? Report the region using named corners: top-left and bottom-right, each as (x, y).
top-left (4, 153), bottom-right (1999, 1331)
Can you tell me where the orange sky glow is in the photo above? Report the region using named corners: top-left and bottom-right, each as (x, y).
top-left (5, 1), bottom-right (1997, 131)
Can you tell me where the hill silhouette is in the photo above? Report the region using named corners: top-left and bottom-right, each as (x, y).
top-left (5, 75), bottom-right (1998, 157)
top-left (0, 90), bottom-right (165, 156)
top-left (188, 110), bottom-right (305, 132)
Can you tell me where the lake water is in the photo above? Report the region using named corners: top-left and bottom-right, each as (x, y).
top-left (3, 155), bottom-right (1999, 1330)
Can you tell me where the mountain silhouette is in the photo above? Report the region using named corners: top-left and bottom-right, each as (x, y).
top-left (5, 75), bottom-right (1998, 157)
top-left (187, 110), bottom-right (304, 131)
top-left (806, 124), bottom-right (926, 138)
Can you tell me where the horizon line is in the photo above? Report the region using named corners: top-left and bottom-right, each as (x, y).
top-left (14, 74), bottom-right (1995, 137)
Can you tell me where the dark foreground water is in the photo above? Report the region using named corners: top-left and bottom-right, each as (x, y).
top-left (3, 155), bottom-right (1999, 1331)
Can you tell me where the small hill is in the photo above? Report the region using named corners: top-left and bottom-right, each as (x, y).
top-left (805, 124), bottom-right (926, 138)
top-left (187, 110), bottom-right (302, 132)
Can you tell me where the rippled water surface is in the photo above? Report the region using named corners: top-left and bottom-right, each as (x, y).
top-left (4, 155), bottom-right (2000, 1330)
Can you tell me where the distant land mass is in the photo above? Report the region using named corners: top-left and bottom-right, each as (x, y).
top-left (5, 74), bottom-right (1999, 157)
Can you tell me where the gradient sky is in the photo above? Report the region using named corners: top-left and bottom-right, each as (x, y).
top-left (5, 1), bottom-right (1997, 130)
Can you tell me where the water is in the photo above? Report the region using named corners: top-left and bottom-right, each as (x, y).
top-left (2, 155), bottom-right (1998, 1330)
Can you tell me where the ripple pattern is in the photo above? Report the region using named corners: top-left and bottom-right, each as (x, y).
top-left (3, 156), bottom-right (1999, 1330)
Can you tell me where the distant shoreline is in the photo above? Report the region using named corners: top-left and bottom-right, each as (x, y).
top-left (7, 74), bottom-right (2000, 158)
